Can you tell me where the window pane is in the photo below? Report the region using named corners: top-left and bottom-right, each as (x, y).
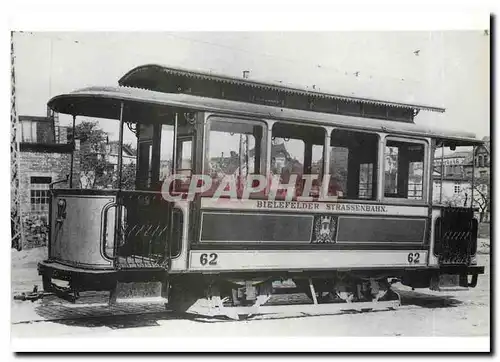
top-left (177, 140), bottom-right (193, 171)
top-left (159, 125), bottom-right (174, 182)
top-left (328, 130), bottom-right (378, 200)
top-left (329, 146), bottom-right (349, 196)
top-left (29, 177), bottom-right (53, 212)
top-left (207, 119), bottom-right (263, 180)
top-left (359, 163), bottom-right (373, 199)
top-left (385, 146), bottom-right (399, 195)
top-left (270, 122), bottom-right (324, 199)
top-left (22, 121), bottom-right (32, 142)
top-left (31, 122), bottom-right (37, 142)
top-left (310, 144), bottom-right (324, 196)
top-left (172, 138), bottom-right (193, 192)
top-left (209, 131), bottom-right (256, 177)
top-left (271, 138), bottom-right (304, 180)
top-left (384, 140), bottom-right (425, 199)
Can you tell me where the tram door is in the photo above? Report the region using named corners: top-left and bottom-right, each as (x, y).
top-left (117, 117), bottom-right (194, 268)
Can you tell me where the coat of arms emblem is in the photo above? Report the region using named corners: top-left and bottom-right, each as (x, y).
top-left (312, 215), bottom-right (338, 243)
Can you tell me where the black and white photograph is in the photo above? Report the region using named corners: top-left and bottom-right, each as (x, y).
top-left (7, 6), bottom-right (492, 354)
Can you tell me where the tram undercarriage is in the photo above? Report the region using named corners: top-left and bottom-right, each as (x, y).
top-left (165, 274), bottom-right (402, 320)
top-left (37, 258), bottom-right (483, 320)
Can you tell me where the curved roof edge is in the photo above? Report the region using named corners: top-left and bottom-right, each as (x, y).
top-left (118, 64), bottom-right (446, 114)
top-left (48, 86), bottom-right (478, 146)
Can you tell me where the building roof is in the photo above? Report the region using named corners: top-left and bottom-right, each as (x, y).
top-left (107, 141), bottom-right (136, 157)
top-left (481, 136), bottom-right (491, 154)
top-left (249, 142), bottom-right (291, 159)
top-left (118, 64), bottom-right (446, 115)
top-left (48, 86), bottom-right (482, 146)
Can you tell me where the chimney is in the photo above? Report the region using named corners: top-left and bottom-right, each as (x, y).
top-left (242, 70), bottom-right (250, 79)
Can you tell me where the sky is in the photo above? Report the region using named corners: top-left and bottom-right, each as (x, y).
top-left (13, 31), bottom-right (490, 152)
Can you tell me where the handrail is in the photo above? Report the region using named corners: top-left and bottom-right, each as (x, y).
top-left (49, 175), bottom-right (69, 190)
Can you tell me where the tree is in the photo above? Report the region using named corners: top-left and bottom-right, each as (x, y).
top-left (440, 175), bottom-right (490, 222)
top-left (75, 121), bottom-right (112, 189)
top-left (441, 188), bottom-right (469, 208)
top-left (471, 175), bottom-right (490, 222)
top-left (75, 121), bottom-right (137, 190)
top-left (121, 163), bottom-right (137, 190)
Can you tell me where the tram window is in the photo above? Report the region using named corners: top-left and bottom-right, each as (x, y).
top-left (137, 122), bottom-right (194, 191)
top-left (329, 146), bottom-right (349, 197)
top-left (359, 163), bottom-right (374, 199)
top-left (159, 125), bottom-right (174, 182)
top-left (206, 118), bottom-right (265, 182)
top-left (310, 144), bottom-right (324, 196)
top-left (173, 138), bottom-right (193, 191)
top-left (271, 138), bottom-right (304, 179)
top-left (177, 139), bottom-right (193, 172)
top-left (328, 130), bottom-right (378, 200)
top-left (137, 141), bottom-right (153, 188)
top-left (271, 122), bottom-right (325, 198)
top-left (384, 139), bottom-right (425, 200)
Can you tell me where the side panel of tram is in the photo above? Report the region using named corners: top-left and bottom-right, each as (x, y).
top-left (188, 199), bottom-right (429, 272)
top-left (49, 193), bottom-right (115, 267)
top-left (169, 111), bottom-right (435, 274)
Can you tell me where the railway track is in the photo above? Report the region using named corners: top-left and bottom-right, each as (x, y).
top-left (11, 288), bottom-right (459, 326)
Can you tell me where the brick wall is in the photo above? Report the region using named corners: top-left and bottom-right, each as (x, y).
top-left (19, 148), bottom-right (80, 217)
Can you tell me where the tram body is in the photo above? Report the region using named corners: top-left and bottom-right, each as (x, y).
top-left (38, 66), bottom-right (484, 316)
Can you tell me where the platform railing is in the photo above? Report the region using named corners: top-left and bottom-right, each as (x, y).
top-left (435, 207), bottom-right (477, 265)
top-left (113, 191), bottom-right (173, 269)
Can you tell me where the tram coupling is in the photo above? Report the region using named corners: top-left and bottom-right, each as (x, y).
top-left (13, 285), bottom-right (53, 302)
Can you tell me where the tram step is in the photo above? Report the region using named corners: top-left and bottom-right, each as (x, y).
top-left (430, 274), bottom-right (470, 292)
top-left (110, 281), bottom-right (167, 304)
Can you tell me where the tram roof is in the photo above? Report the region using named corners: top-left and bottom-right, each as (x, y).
top-left (48, 86), bottom-right (482, 147)
top-left (118, 64), bottom-right (445, 114)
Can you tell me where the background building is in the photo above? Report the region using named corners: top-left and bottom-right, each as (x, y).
top-left (18, 112), bottom-right (79, 218)
top-left (433, 136), bottom-right (490, 222)
top-left (17, 112), bottom-right (80, 247)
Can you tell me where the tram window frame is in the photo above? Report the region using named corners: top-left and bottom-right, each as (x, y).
top-left (327, 129), bottom-right (379, 200)
top-left (271, 122), bottom-right (325, 199)
top-left (137, 120), bottom-right (195, 191)
top-left (137, 123), bottom-right (157, 190)
top-left (383, 137), bottom-right (428, 202)
top-left (172, 136), bottom-right (194, 192)
top-left (204, 116), bottom-right (267, 193)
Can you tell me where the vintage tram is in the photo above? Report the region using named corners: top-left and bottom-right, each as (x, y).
top-left (38, 65), bottom-right (484, 318)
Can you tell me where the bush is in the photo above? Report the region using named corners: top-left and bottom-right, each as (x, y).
top-left (23, 214), bottom-right (49, 248)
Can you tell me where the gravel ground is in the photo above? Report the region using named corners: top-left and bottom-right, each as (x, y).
top-left (11, 244), bottom-right (490, 339)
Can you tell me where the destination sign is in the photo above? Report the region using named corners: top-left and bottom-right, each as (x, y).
top-left (201, 198), bottom-right (427, 217)
top-left (255, 200), bottom-right (388, 213)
